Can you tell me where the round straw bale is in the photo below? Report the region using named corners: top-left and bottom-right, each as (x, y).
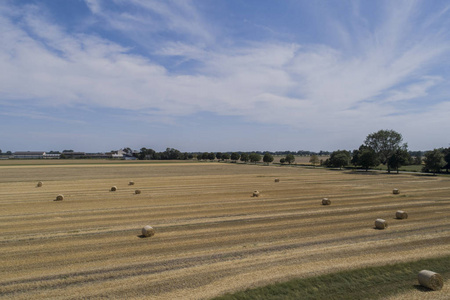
top-left (55, 194), bottom-right (64, 201)
top-left (252, 190), bottom-right (260, 197)
top-left (129, 181), bottom-right (135, 185)
top-left (393, 188), bottom-right (399, 194)
top-left (135, 189), bottom-right (141, 194)
top-left (418, 270), bottom-right (443, 291)
top-left (374, 218), bottom-right (388, 229)
top-left (395, 210), bottom-right (408, 219)
top-left (110, 186), bottom-right (117, 192)
top-left (142, 225), bottom-right (155, 237)
top-left (37, 181), bottom-right (43, 187)
top-left (322, 198), bottom-right (331, 205)
top-left (274, 178), bottom-right (280, 182)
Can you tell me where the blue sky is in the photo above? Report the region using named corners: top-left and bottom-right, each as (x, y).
top-left (1, 0), bottom-right (449, 152)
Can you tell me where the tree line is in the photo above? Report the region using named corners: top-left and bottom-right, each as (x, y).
top-left (323, 129), bottom-right (450, 175)
top-left (3, 130), bottom-right (449, 174)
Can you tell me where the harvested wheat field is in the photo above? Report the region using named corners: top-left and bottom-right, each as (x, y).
top-left (0, 160), bottom-right (449, 299)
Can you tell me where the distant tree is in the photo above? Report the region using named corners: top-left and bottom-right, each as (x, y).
top-left (222, 153), bottom-right (230, 161)
top-left (309, 155), bottom-right (319, 167)
top-left (329, 150), bottom-right (351, 169)
top-left (413, 154), bottom-right (423, 165)
top-left (358, 147), bottom-right (379, 171)
top-left (161, 148), bottom-right (181, 160)
top-left (231, 152), bottom-right (240, 162)
top-left (63, 150), bottom-right (74, 153)
top-left (263, 153), bottom-right (274, 165)
top-left (207, 152), bottom-right (216, 161)
top-left (280, 158), bottom-right (286, 164)
top-left (6, 151), bottom-right (12, 155)
top-left (216, 152), bottom-right (223, 160)
top-left (352, 145), bottom-right (379, 171)
top-left (364, 129), bottom-right (406, 173)
top-left (443, 148), bottom-right (450, 173)
top-left (139, 148), bottom-right (156, 160)
top-left (240, 153), bottom-right (249, 163)
top-left (351, 149), bottom-right (360, 167)
top-left (249, 153), bottom-right (261, 164)
top-left (423, 149), bottom-right (445, 175)
top-left (388, 148), bottom-right (410, 174)
top-left (285, 154), bottom-right (295, 165)
top-left (0, 149), bottom-right (2, 154)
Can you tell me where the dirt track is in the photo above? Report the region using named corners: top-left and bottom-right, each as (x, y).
top-left (0, 162), bottom-right (449, 299)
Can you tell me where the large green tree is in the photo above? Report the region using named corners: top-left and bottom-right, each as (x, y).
top-left (249, 153), bottom-right (261, 164)
top-left (138, 148), bottom-right (156, 160)
top-left (423, 149), bottom-right (445, 175)
top-left (161, 148), bottom-right (181, 160)
top-left (222, 153), bottom-right (230, 161)
top-left (207, 152), bottom-right (216, 161)
top-left (329, 150), bottom-right (351, 169)
top-left (388, 148), bottom-right (410, 174)
top-left (230, 152), bottom-right (240, 162)
top-left (364, 129), bottom-right (406, 173)
top-left (215, 152), bottom-right (223, 160)
top-left (285, 154), bottom-right (295, 165)
top-left (240, 153), bottom-right (249, 163)
top-left (352, 145), bottom-right (379, 171)
top-left (263, 153), bottom-right (274, 165)
top-left (201, 152), bottom-right (209, 160)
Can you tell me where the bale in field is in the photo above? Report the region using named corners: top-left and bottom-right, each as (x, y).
top-left (110, 186), bottom-right (117, 192)
top-left (129, 181), bottom-right (135, 185)
top-left (393, 188), bottom-right (399, 194)
top-left (252, 190), bottom-right (260, 197)
top-left (274, 178), bottom-right (280, 182)
top-left (322, 198), bottom-right (331, 205)
top-left (54, 194), bottom-right (64, 201)
top-left (418, 270), bottom-right (443, 290)
top-left (374, 218), bottom-right (388, 229)
top-left (395, 210), bottom-right (408, 219)
top-left (142, 225), bottom-right (155, 237)
top-left (36, 181), bottom-right (43, 187)
top-left (135, 189), bottom-right (141, 194)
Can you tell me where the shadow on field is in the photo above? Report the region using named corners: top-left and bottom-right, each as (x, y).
top-left (137, 235), bottom-right (147, 238)
top-left (412, 173), bottom-right (439, 178)
top-left (346, 170), bottom-right (381, 175)
top-left (413, 284), bottom-right (435, 292)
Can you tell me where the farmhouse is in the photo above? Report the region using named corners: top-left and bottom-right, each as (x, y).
top-left (13, 151), bottom-right (46, 159)
top-left (110, 149), bottom-right (126, 159)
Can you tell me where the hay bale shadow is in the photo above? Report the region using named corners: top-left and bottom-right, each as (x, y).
top-left (137, 235), bottom-right (147, 238)
top-left (413, 284), bottom-right (435, 292)
top-left (373, 227), bottom-right (387, 230)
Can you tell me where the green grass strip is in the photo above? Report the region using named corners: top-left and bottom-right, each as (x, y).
top-left (213, 255), bottom-right (450, 300)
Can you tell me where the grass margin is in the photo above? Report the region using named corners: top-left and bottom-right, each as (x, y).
top-left (213, 255), bottom-right (450, 300)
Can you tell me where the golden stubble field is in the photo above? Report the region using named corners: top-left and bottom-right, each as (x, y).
top-left (0, 160), bottom-right (449, 299)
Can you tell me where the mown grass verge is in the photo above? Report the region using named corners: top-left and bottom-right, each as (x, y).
top-left (213, 255), bottom-right (450, 300)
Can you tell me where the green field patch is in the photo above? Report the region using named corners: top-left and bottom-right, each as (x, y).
top-left (214, 255), bottom-right (450, 300)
